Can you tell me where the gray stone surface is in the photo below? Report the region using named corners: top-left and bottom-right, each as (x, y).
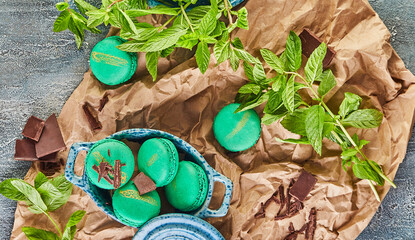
top-left (0, 0), bottom-right (414, 239)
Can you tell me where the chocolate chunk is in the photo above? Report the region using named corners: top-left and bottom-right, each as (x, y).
top-left (22, 116), bottom-right (45, 142)
top-left (305, 208), bottom-right (317, 240)
top-left (83, 102), bottom-right (102, 131)
top-left (289, 170), bottom-right (317, 202)
top-left (40, 161), bottom-right (62, 176)
top-left (133, 172), bottom-right (157, 195)
top-left (299, 28), bottom-right (336, 68)
top-left (35, 114), bottom-right (66, 158)
top-left (92, 164), bottom-right (114, 185)
top-left (98, 93), bottom-right (109, 112)
top-left (97, 162), bottom-right (112, 183)
top-left (113, 160), bottom-right (122, 189)
top-left (15, 139), bottom-right (57, 161)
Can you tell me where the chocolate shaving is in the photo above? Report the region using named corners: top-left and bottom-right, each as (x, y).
top-left (22, 116), bottom-right (45, 142)
top-left (107, 149), bottom-right (111, 157)
top-left (289, 170), bottom-right (317, 202)
top-left (133, 172), bottom-right (157, 195)
top-left (254, 202), bottom-right (266, 219)
top-left (98, 93), bottom-right (109, 112)
top-left (92, 165), bottom-right (113, 185)
top-left (98, 162), bottom-right (112, 183)
top-left (305, 208), bottom-right (317, 240)
top-left (82, 102), bottom-right (102, 130)
top-left (113, 160), bottom-right (122, 189)
top-left (35, 114), bottom-right (66, 158)
top-left (254, 189), bottom-right (279, 219)
top-left (299, 28), bottom-right (336, 68)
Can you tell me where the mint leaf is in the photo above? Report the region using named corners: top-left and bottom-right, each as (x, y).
top-left (0, 178), bottom-right (27, 201)
top-left (236, 7), bottom-right (248, 30)
top-left (275, 137), bottom-right (310, 145)
top-left (317, 69), bottom-right (336, 97)
top-left (352, 161), bottom-right (384, 185)
top-left (176, 33), bottom-right (199, 50)
top-left (117, 8), bottom-right (138, 35)
top-left (115, 40), bottom-right (144, 52)
top-left (305, 105), bottom-right (325, 155)
top-left (74, 0), bottom-right (97, 15)
top-left (304, 42), bottom-right (326, 83)
top-left (37, 175), bottom-right (72, 211)
top-left (195, 41), bottom-right (210, 74)
top-left (281, 108), bottom-right (308, 136)
top-left (260, 49), bottom-right (284, 74)
top-left (253, 64), bottom-right (266, 82)
top-left (262, 113), bottom-right (285, 125)
top-left (11, 179), bottom-right (47, 214)
top-left (238, 84), bottom-right (261, 95)
top-left (234, 48), bottom-right (260, 65)
top-left (339, 92), bottom-right (362, 118)
top-left (243, 62), bottom-right (254, 81)
top-left (61, 210), bottom-right (86, 240)
top-left (230, 49), bottom-right (239, 71)
top-left (161, 46), bottom-right (174, 58)
top-left (146, 52), bottom-right (160, 81)
top-left (341, 109), bottom-right (383, 128)
top-left (264, 89), bottom-right (283, 113)
top-left (198, 9), bottom-right (217, 35)
top-left (34, 172), bottom-right (48, 189)
top-left (126, 5), bottom-right (179, 17)
top-left (282, 74), bottom-right (295, 112)
top-left (56, 2), bottom-right (69, 11)
top-left (22, 227), bottom-right (59, 240)
top-left (236, 92), bottom-right (270, 112)
top-left (285, 31), bottom-right (302, 71)
top-left (272, 75), bottom-right (286, 92)
top-left (213, 39), bottom-right (230, 64)
top-left (53, 10), bottom-right (71, 32)
top-left (231, 37), bottom-right (244, 49)
top-left (68, 17), bottom-right (85, 49)
top-left (86, 9), bottom-right (106, 28)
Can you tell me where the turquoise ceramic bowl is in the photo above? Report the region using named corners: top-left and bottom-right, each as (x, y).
top-left (65, 128), bottom-right (233, 228)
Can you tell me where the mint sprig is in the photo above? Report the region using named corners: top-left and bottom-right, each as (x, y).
top-left (235, 31), bottom-right (396, 201)
top-left (0, 172), bottom-right (85, 240)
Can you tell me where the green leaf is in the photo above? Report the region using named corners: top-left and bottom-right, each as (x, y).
top-left (280, 108), bottom-right (308, 136)
top-left (305, 105), bottom-right (325, 155)
top-left (285, 31), bottom-right (302, 71)
top-left (61, 226), bottom-right (77, 240)
top-left (341, 148), bottom-right (358, 159)
top-left (275, 137), bottom-right (310, 145)
top-left (213, 39), bottom-right (230, 64)
top-left (260, 49), bottom-right (284, 74)
top-left (86, 9), bottom-right (106, 28)
top-left (317, 69), bottom-right (336, 97)
top-left (195, 41), bottom-right (210, 74)
top-left (282, 74), bottom-right (295, 112)
top-left (68, 17), bottom-right (84, 49)
top-left (262, 113), bottom-right (285, 125)
top-left (198, 9), bottom-right (217, 35)
top-left (322, 122), bottom-right (335, 139)
top-left (231, 37), bottom-right (244, 50)
top-left (359, 139), bottom-right (370, 149)
top-left (236, 7), bottom-right (248, 30)
top-left (0, 178), bottom-right (27, 201)
top-left (37, 175), bottom-right (72, 211)
top-left (115, 40), bottom-right (144, 52)
top-left (53, 10), bottom-right (71, 32)
top-left (61, 210), bottom-right (86, 240)
top-left (264, 89), bottom-right (283, 113)
top-left (326, 126), bottom-right (352, 147)
top-left (229, 49), bottom-right (239, 71)
top-left (126, 26), bottom-right (158, 41)
top-left (176, 32), bottom-right (199, 50)
top-left (271, 75), bottom-right (286, 92)
top-left (339, 92), bottom-right (362, 118)
top-left (304, 43), bottom-right (326, 83)
top-left (34, 172), bottom-right (48, 189)
top-left (160, 46), bottom-right (174, 58)
top-left (11, 180), bottom-right (47, 214)
top-left (253, 64), bottom-right (266, 82)
top-left (243, 62), bottom-right (254, 81)
top-left (146, 51), bottom-right (160, 81)
top-left (234, 48), bottom-right (260, 65)
top-left (211, 21), bottom-right (225, 37)
top-left (118, 8), bottom-right (138, 35)
top-left (341, 109), bottom-right (383, 128)
top-left (352, 161), bottom-right (384, 185)
top-left (56, 2), bottom-right (69, 11)
top-left (74, 0), bottom-right (98, 15)
top-left (22, 227), bottom-right (60, 240)
top-left (238, 84), bottom-right (261, 95)
top-left (236, 92), bottom-right (270, 112)
top-left (126, 5), bottom-right (179, 17)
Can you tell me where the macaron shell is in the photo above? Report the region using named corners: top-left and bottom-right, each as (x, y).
top-left (165, 161), bottom-right (208, 212)
top-left (90, 36), bottom-right (137, 86)
top-left (85, 139), bottom-right (135, 190)
top-left (213, 103), bottom-right (261, 152)
top-left (137, 138), bottom-right (179, 187)
top-left (113, 181), bottom-right (161, 227)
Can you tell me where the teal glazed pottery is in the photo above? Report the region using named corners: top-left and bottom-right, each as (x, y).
top-left (133, 213), bottom-right (224, 240)
top-left (85, 139), bottom-right (135, 189)
top-left (137, 138), bottom-right (179, 187)
top-left (90, 36), bottom-right (137, 85)
top-left (113, 181), bottom-right (161, 227)
top-left (213, 103), bottom-right (261, 152)
top-left (165, 161), bottom-right (208, 212)
top-left (65, 128), bottom-right (233, 228)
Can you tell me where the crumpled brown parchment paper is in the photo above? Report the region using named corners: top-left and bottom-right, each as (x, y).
top-left (10, 0), bottom-right (415, 239)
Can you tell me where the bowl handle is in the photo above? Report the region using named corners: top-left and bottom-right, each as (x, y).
top-left (204, 172), bottom-right (233, 218)
top-left (64, 142), bottom-right (94, 189)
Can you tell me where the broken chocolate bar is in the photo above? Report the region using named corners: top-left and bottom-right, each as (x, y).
top-left (98, 162), bottom-right (112, 183)
top-left (133, 172), bottom-right (157, 195)
top-left (92, 165), bottom-right (114, 185)
top-left (98, 93), bottom-right (109, 112)
top-left (113, 160), bottom-right (122, 189)
top-left (22, 116), bottom-right (45, 142)
top-left (299, 28), bottom-right (336, 68)
top-left (35, 114), bottom-right (66, 158)
top-left (289, 170), bottom-right (317, 202)
top-left (15, 139), bottom-right (57, 161)
top-left (83, 102), bottom-right (102, 130)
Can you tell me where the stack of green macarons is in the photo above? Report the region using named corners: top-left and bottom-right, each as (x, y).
top-left (85, 137), bottom-right (209, 228)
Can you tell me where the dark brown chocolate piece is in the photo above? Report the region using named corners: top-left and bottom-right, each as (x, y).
top-left (133, 172), bottom-right (157, 195)
top-left (40, 161), bottom-right (62, 176)
top-left (305, 208), bottom-right (317, 240)
top-left (97, 162), bottom-right (112, 183)
top-left (299, 28), bottom-right (336, 68)
top-left (35, 114), bottom-right (66, 158)
top-left (15, 139), bottom-right (57, 161)
top-left (98, 93), bottom-right (109, 112)
top-left (289, 170), bottom-right (317, 202)
top-left (113, 160), bottom-right (122, 189)
top-left (92, 165), bottom-right (114, 185)
top-left (82, 102), bottom-right (102, 130)
top-left (22, 116), bottom-right (45, 142)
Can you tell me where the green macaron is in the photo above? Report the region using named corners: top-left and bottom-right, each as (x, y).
top-left (90, 36), bottom-right (137, 86)
top-left (213, 103), bottom-right (261, 152)
top-left (165, 161), bottom-right (208, 212)
top-left (112, 181), bottom-right (161, 227)
top-left (137, 138), bottom-right (179, 187)
top-left (85, 139), bottom-right (135, 190)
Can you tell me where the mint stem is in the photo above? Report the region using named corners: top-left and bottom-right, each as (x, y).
top-left (180, 2), bottom-right (194, 33)
top-left (224, 0), bottom-right (233, 25)
top-left (45, 212), bottom-right (63, 238)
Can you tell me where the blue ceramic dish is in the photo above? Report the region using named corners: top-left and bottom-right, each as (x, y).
top-left (133, 213), bottom-right (224, 240)
top-left (148, 0), bottom-right (245, 8)
top-left (65, 128), bottom-right (233, 228)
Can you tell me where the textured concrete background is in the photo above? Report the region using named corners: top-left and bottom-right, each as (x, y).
top-left (0, 0), bottom-right (414, 239)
